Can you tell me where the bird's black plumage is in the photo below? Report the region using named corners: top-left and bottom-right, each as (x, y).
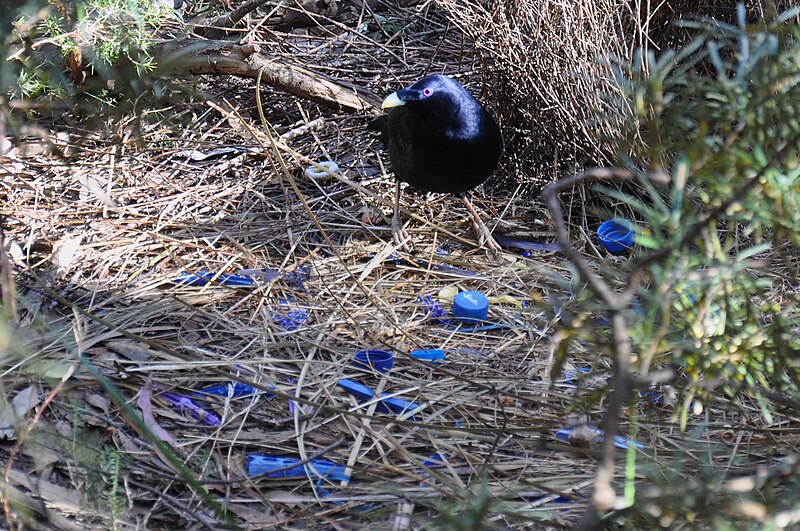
top-left (370, 74), bottom-right (503, 254)
top-left (370, 74), bottom-right (502, 194)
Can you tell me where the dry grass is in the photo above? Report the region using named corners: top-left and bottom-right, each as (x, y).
top-left (1, 1), bottom-right (799, 529)
top-left (439, 0), bottom-right (799, 191)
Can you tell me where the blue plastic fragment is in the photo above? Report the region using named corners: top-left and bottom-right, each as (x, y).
top-left (173, 270), bottom-right (255, 287)
top-left (597, 218), bottom-right (635, 254)
top-left (418, 295), bottom-right (450, 321)
top-left (638, 388), bottom-right (663, 404)
top-left (555, 427), bottom-right (644, 450)
top-left (174, 266), bottom-right (311, 290)
top-left (564, 367), bottom-right (591, 385)
top-left (422, 454), bottom-right (448, 468)
top-left (493, 234), bottom-right (561, 253)
top-left (284, 266), bottom-right (311, 290)
top-left (286, 378), bottom-right (299, 414)
top-left (247, 454), bottom-right (349, 481)
top-left (196, 382), bottom-right (263, 398)
top-left (410, 349), bottom-right (446, 362)
top-left (274, 308), bottom-right (309, 331)
top-left (337, 379), bottom-right (420, 417)
top-left (160, 392), bottom-right (221, 426)
top-left (452, 291), bottom-right (489, 324)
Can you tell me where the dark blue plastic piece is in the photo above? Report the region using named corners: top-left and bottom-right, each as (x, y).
top-left (564, 367), bottom-right (591, 385)
top-left (196, 382), bottom-right (262, 398)
top-left (247, 455), bottom-right (349, 481)
top-left (452, 291), bottom-right (489, 323)
top-left (337, 379), bottom-right (420, 417)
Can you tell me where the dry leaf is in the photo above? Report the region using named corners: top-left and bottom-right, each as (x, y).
top-left (0, 386), bottom-right (41, 440)
top-left (136, 381), bottom-right (177, 446)
top-left (54, 235), bottom-right (83, 276)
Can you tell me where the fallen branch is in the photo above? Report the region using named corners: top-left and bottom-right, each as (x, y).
top-left (153, 39), bottom-right (381, 112)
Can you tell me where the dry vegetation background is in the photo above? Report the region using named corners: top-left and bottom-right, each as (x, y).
top-left (1, 0), bottom-right (799, 529)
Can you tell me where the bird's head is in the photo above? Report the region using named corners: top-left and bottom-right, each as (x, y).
top-left (381, 74), bottom-right (484, 137)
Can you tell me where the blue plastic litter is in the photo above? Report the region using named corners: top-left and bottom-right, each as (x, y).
top-left (493, 234), bottom-right (561, 253)
top-left (247, 454), bottom-right (349, 481)
top-left (284, 266), bottom-right (311, 291)
top-left (196, 382), bottom-right (262, 398)
top-left (338, 379), bottom-right (420, 417)
top-left (638, 388), bottom-right (663, 405)
top-left (273, 308), bottom-right (309, 331)
top-left (597, 218), bottom-right (635, 254)
top-left (417, 295), bottom-right (514, 332)
top-left (418, 295), bottom-right (450, 321)
top-left (174, 266), bottom-right (311, 290)
top-left (564, 367), bottom-right (591, 385)
top-left (160, 392), bottom-right (221, 426)
top-left (555, 427), bottom-right (644, 450)
top-left (422, 454), bottom-right (448, 468)
top-left (353, 349), bottom-right (394, 373)
top-left (173, 270), bottom-right (256, 287)
top-left (410, 349), bottom-right (446, 362)
top-left (452, 291), bottom-right (489, 324)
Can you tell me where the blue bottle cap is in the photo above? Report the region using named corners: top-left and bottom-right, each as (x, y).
top-left (597, 218), bottom-right (635, 254)
top-left (452, 291), bottom-right (489, 323)
top-left (353, 349), bottom-right (394, 373)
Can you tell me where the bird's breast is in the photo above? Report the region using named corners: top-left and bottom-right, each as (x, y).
top-left (385, 108), bottom-right (501, 194)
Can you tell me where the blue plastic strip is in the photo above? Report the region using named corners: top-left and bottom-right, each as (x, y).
top-left (338, 379), bottom-right (420, 417)
top-left (247, 455), bottom-right (349, 481)
top-left (493, 234), bottom-right (561, 253)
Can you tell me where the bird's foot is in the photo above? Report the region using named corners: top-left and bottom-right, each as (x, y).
top-left (392, 217), bottom-right (412, 251)
top-left (471, 218), bottom-right (502, 259)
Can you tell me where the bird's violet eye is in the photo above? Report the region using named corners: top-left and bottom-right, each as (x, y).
top-left (422, 87), bottom-right (433, 97)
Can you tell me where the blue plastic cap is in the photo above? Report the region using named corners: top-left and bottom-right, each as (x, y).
top-left (598, 219), bottom-right (635, 254)
top-left (410, 349), bottom-right (446, 362)
top-left (452, 291), bottom-right (489, 323)
top-left (353, 349), bottom-right (394, 373)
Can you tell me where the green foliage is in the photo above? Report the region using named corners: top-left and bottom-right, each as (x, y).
top-left (549, 5), bottom-right (800, 527)
top-left (616, 5), bottom-right (800, 407)
top-left (546, 5), bottom-right (800, 527)
top-left (9, 0), bottom-right (178, 100)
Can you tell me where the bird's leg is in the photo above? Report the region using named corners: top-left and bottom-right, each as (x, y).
top-left (459, 193), bottom-right (502, 258)
top-left (392, 180), bottom-right (411, 249)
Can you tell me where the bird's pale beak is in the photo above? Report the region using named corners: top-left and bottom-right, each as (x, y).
top-left (381, 91), bottom-right (406, 109)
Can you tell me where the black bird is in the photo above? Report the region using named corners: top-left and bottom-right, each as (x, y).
top-left (370, 74), bottom-right (503, 255)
